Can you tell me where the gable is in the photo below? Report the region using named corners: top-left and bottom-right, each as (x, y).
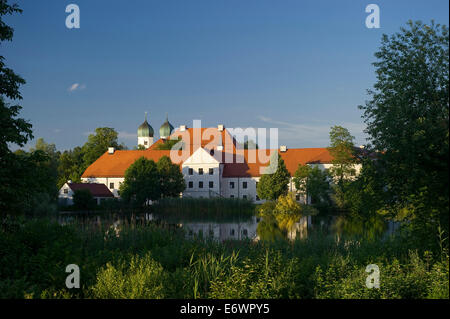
top-left (182, 147), bottom-right (220, 166)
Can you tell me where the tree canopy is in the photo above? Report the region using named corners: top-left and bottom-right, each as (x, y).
top-left (359, 20), bottom-right (449, 238)
top-left (156, 155), bottom-right (185, 198)
top-left (293, 164), bottom-right (330, 205)
top-left (120, 156), bottom-right (185, 207)
top-left (256, 155), bottom-right (291, 201)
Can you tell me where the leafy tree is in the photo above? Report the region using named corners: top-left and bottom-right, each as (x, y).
top-left (156, 156), bottom-right (185, 198)
top-left (57, 147), bottom-right (84, 188)
top-left (274, 193), bottom-right (302, 231)
top-left (72, 189), bottom-right (96, 211)
top-left (257, 155), bottom-right (291, 201)
top-left (359, 20), bottom-right (449, 237)
top-left (81, 127), bottom-right (125, 169)
top-left (155, 137), bottom-right (183, 150)
top-left (119, 157), bottom-right (161, 206)
top-left (0, 1), bottom-right (34, 214)
top-left (293, 164), bottom-right (330, 205)
top-left (327, 126), bottom-right (356, 208)
top-left (342, 158), bottom-right (386, 217)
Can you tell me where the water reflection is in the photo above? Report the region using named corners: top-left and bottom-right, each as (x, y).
top-left (57, 211), bottom-right (399, 242)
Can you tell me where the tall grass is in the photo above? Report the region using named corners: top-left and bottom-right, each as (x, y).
top-left (0, 217), bottom-right (448, 299)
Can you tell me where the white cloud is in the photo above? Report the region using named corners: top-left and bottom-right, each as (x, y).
top-left (257, 115), bottom-right (367, 147)
top-left (118, 131), bottom-right (137, 140)
top-left (68, 83), bottom-right (86, 92)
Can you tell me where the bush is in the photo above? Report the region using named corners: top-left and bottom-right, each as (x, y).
top-left (73, 189), bottom-right (96, 211)
top-left (90, 253), bottom-right (165, 299)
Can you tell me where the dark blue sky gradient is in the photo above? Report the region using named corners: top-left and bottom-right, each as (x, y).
top-left (3, 0), bottom-right (449, 150)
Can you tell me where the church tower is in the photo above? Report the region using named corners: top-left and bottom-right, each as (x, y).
top-left (159, 113), bottom-right (174, 140)
top-left (137, 112), bottom-right (154, 149)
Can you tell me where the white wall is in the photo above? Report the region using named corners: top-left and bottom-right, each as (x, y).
top-left (138, 136), bottom-right (153, 149)
top-left (58, 183), bottom-right (74, 206)
top-left (182, 148), bottom-right (221, 198)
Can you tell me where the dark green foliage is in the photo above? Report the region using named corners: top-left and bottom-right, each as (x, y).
top-left (327, 126), bottom-right (356, 208)
top-left (359, 20), bottom-right (449, 238)
top-left (293, 164), bottom-right (331, 205)
top-left (154, 137), bottom-right (183, 150)
top-left (72, 189), bottom-right (96, 211)
top-left (157, 155), bottom-right (185, 197)
top-left (81, 127), bottom-right (126, 169)
top-left (57, 147), bottom-right (84, 188)
top-left (120, 156), bottom-right (187, 207)
top-left (0, 218), bottom-right (447, 299)
top-left (0, 1), bottom-right (34, 215)
top-left (120, 157), bottom-right (161, 206)
top-left (257, 155), bottom-right (291, 200)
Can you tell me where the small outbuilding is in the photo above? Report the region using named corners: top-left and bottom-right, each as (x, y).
top-left (58, 182), bottom-right (114, 206)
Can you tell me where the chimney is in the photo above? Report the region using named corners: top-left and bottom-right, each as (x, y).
top-left (280, 145), bottom-right (287, 152)
top-left (108, 147), bottom-right (115, 154)
top-left (217, 124), bottom-right (224, 132)
top-left (180, 125), bottom-right (187, 132)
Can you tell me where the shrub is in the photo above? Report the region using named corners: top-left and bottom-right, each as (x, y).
top-left (90, 253), bottom-right (165, 299)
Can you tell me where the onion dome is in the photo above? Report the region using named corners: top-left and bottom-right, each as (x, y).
top-left (159, 113), bottom-right (174, 139)
top-left (137, 112), bottom-right (154, 137)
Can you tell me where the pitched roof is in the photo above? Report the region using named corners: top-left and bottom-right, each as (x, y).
top-left (149, 127), bottom-right (237, 153)
top-left (82, 150), bottom-right (173, 178)
top-left (81, 127), bottom-right (335, 178)
top-left (222, 148), bottom-right (333, 177)
top-left (68, 183), bottom-right (114, 197)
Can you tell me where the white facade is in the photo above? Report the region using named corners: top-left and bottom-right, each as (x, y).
top-left (81, 144), bottom-right (362, 203)
top-left (138, 136), bottom-right (154, 149)
top-left (182, 148), bottom-right (222, 198)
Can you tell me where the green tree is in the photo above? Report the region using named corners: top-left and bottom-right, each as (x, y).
top-left (119, 157), bottom-right (161, 206)
top-left (72, 189), bottom-right (96, 211)
top-left (156, 156), bottom-right (185, 198)
top-left (0, 1), bottom-right (34, 214)
top-left (257, 155), bottom-right (291, 201)
top-left (359, 20), bottom-right (449, 237)
top-left (293, 164), bottom-right (330, 205)
top-left (57, 147), bottom-right (85, 188)
top-left (82, 127), bottom-right (125, 169)
top-left (154, 137), bottom-right (182, 150)
top-left (327, 126), bottom-right (356, 208)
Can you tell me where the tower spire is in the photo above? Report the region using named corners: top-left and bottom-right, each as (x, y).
top-left (145, 111), bottom-right (148, 122)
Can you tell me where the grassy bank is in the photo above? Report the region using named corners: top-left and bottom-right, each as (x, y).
top-left (0, 217), bottom-right (448, 299)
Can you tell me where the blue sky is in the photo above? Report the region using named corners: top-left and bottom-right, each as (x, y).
top-left (3, 0), bottom-right (449, 151)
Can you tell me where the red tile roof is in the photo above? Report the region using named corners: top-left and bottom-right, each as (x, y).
top-left (82, 150), bottom-right (173, 178)
top-left (68, 183), bottom-right (114, 198)
top-left (81, 128), bottom-right (334, 178)
top-left (222, 148), bottom-right (333, 177)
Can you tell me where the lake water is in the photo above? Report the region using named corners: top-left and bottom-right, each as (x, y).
top-left (57, 211), bottom-right (400, 242)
